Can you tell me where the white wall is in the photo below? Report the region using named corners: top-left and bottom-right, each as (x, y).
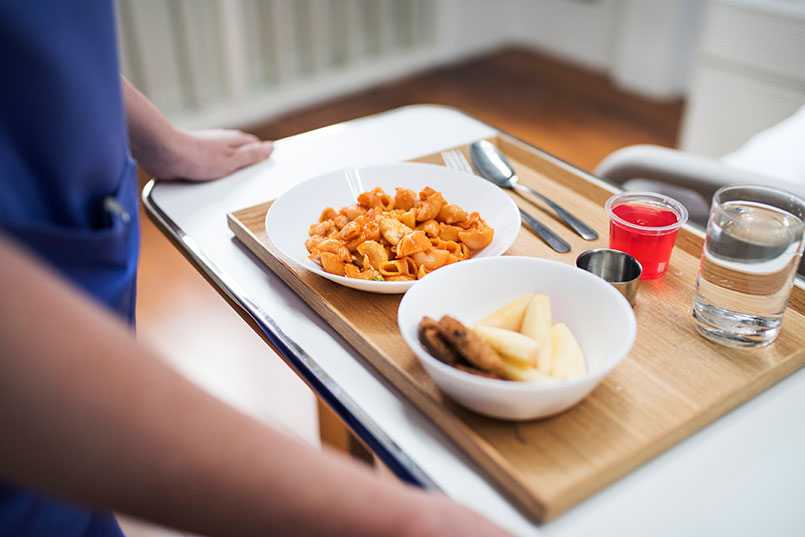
top-left (505, 0), bottom-right (706, 100)
top-left (509, 0), bottom-right (621, 71)
top-left (118, 0), bottom-right (450, 129)
top-left (437, 0), bottom-right (510, 61)
top-left (679, 0), bottom-right (805, 157)
top-left (118, 0), bottom-right (707, 129)
top-left (609, 0), bottom-right (706, 99)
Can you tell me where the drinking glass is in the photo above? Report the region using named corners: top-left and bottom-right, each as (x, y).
top-left (691, 184), bottom-right (805, 347)
top-left (605, 192), bottom-right (688, 279)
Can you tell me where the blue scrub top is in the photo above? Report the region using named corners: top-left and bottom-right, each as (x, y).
top-left (0, 2), bottom-right (137, 536)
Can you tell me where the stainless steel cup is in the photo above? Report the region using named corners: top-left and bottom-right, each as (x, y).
top-left (576, 249), bottom-right (642, 307)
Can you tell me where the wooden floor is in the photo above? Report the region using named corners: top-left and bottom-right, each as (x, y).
top-left (248, 48), bottom-right (683, 172)
top-left (127, 47), bottom-right (683, 536)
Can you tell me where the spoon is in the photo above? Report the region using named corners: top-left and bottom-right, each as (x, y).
top-left (442, 148), bottom-right (570, 253)
top-left (470, 140), bottom-right (599, 240)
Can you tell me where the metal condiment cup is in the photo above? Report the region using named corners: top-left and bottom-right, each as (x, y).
top-left (576, 249), bottom-right (642, 307)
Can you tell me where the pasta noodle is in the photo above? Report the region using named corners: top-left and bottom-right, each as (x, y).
top-left (306, 186), bottom-right (494, 281)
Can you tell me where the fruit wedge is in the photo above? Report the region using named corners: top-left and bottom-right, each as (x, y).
top-left (475, 292), bottom-right (535, 332)
top-left (502, 362), bottom-right (557, 383)
top-left (521, 293), bottom-right (552, 372)
top-left (473, 325), bottom-right (539, 368)
top-left (551, 322), bottom-right (587, 380)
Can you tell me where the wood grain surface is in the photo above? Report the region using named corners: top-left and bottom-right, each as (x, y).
top-left (227, 135), bottom-right (805, 521)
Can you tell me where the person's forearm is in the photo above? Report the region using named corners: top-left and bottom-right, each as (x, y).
top-left (0, 235), bottom-right (427, 537)
top-left (121, 76), bottom-right (180, 172)
top-left (121, 76), bottom-right (272, 180)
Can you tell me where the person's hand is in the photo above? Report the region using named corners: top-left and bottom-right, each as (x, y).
top-left (399, 492), bottom-right (516, 537)
top-left (122, 76), bottom-right (273, 181)
top-left (136, 127), bottom-right (274, 181)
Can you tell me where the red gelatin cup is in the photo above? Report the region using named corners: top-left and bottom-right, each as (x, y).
top-left (605, 192), bottom-right (688, 279)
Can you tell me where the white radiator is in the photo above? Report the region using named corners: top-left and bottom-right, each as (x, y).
top-left (115, 0), bottom-right (441, 129)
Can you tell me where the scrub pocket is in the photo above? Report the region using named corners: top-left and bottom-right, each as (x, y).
top-left (1, 158), bottom-right (140, 323)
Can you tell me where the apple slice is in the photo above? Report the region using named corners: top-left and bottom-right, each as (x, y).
top-left (472, 325), bottom-right (539, 368)
top-left (520, 293), bottom-right (552, 372)
top-left (475, 292), bottom-right (535, 332)
top-left (502, 362), bottom-right (558, 383)
top-left (550, 322), bottom-right (587, 380)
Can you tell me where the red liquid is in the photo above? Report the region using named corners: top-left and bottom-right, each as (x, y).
top-left (609, 203), bottom-right (680, 279)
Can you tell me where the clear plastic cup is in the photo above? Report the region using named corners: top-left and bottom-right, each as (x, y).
top-left (605, 192), bottom-right (688, 279)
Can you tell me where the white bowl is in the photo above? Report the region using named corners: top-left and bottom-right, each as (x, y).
top-left (265, 162), bottom-right (521, 293)
top-left (397, 256), bottom-right (637, 420)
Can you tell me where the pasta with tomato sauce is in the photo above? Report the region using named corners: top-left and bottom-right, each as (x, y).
top-left (305, 186), bottom-right (494, 281)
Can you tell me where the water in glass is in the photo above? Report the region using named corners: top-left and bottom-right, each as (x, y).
top-left (692, 199), bottom-right (805, 346)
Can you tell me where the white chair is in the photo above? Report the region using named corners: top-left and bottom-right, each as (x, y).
top-left (595, 106), bottom-right (805, 229)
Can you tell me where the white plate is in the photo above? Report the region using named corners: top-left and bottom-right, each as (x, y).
top-left (265, 162), bottom-right (521, 293)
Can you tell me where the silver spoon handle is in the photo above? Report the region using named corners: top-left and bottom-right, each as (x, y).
top-left (512, 183), bottom-right (599, 240)
top-left (519, 208), bottom-right (571, 253)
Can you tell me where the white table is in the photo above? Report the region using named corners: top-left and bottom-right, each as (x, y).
top-left (143, 105), bottom-right (805, 537)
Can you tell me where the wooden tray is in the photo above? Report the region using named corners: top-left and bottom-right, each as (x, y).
top-left (227, 134), bottom-right (805, 521)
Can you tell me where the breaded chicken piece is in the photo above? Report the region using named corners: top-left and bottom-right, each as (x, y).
top-left (437, 316), bottom-right (505, 375)
top-left (418, 316), bottom-right (461, 365)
